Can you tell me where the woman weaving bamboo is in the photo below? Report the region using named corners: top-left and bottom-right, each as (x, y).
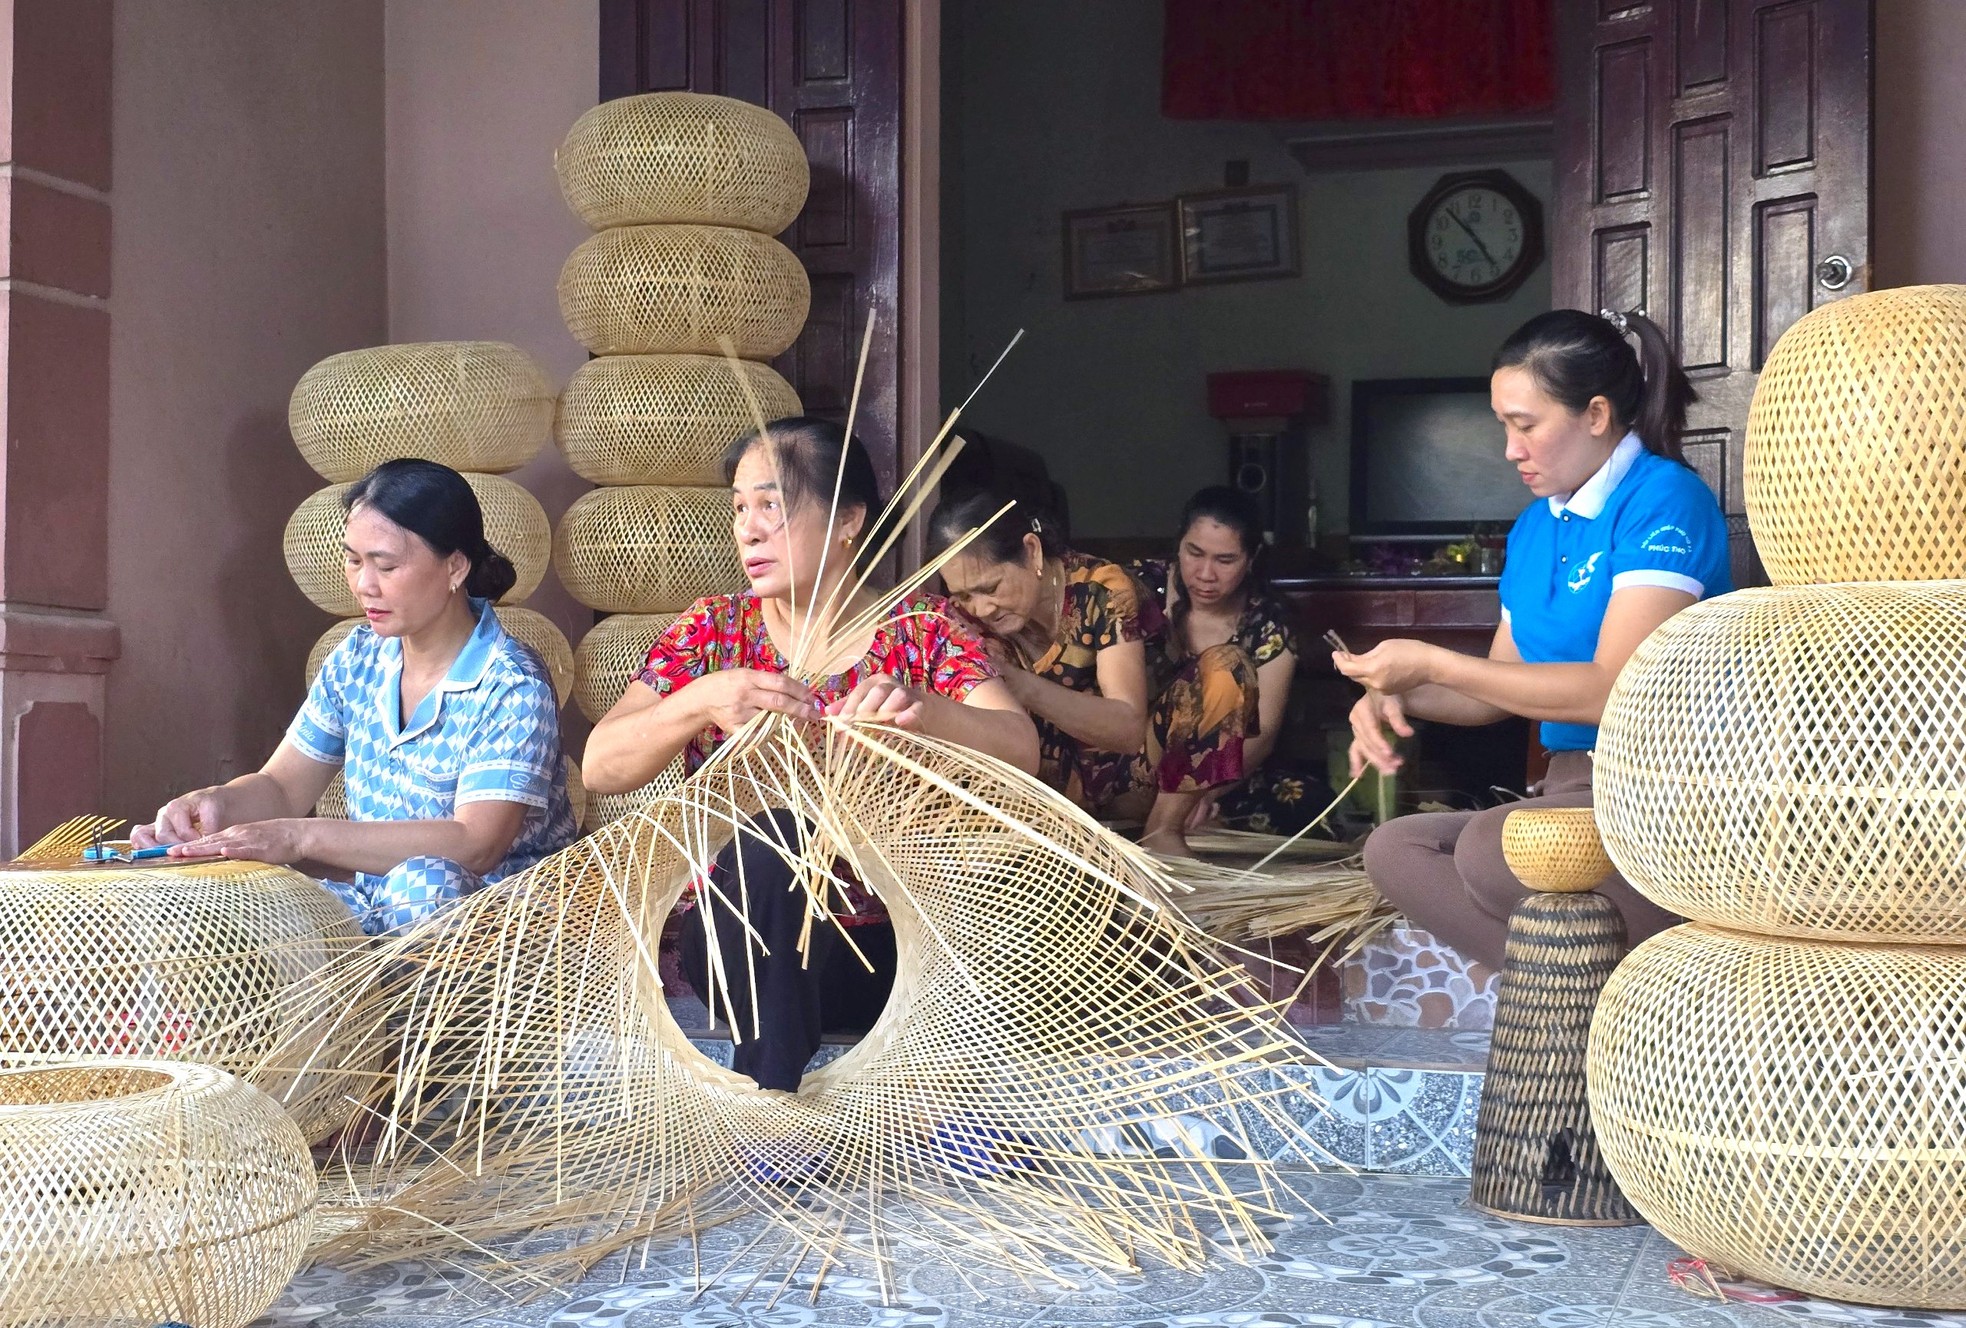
top-left (1340, 309), bottom-right (1730, 969)
top-left (133, 459), bottom-right (579, 935)
top-left (584, 417), bottom-right (1037, 1092)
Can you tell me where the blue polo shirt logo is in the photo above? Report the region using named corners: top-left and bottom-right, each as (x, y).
top-left (1500, 433), bottom-right (1733, 753)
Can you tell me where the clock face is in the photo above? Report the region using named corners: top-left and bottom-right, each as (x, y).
top-left (1423, 185), bottom-right (1528, 291)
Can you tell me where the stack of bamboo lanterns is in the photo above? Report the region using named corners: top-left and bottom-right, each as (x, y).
top-left (284, 341), bottom-right (578, 819)
top-left (550, 91), bottom-right (810, 830)
top-left (1586, 285), bottom-right (1966, 1308)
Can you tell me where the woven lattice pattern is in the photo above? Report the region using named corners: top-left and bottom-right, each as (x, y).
top-left (572, 612), bottom-right (677, 721)
top-left (1746, 285), bottom-right (1966, 584)
top-left (288, 341), bottom-right (555, 483)
top-left (579, 766), bottom-right (683, 835)
top-left (0, 860), bottom-right (375, 1142)
top-left (284, 476), bottom-right (550, 615)
top-left (316, 771), bottom-right (347, 820)
top-left (260, 719), bottom-right (1326, 1287)
top-left (1501, 808), bottom-right (1613, 894)
top-left (306, 609), bottom-right (573, 707)
top-left (555, 92), bottom-right (810, 235)
top-left (1594, 581), bottom-right (1966, 940)
top-left (554, 485), bottom-right (744, 613)
top-left (564, 757), bottom-right (588, 831)
top-left (1589, 924), bottom-right (1966, 1307)
top-left (558, 224), bottom-right (810, 358)
top-left (557, 354), bottom-right (800, 486)
top-left (0, 1060), bottom-right (316, 1328)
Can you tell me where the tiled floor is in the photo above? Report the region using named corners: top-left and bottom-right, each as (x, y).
top-left (256, 1171), bottom-right (1966, 1328)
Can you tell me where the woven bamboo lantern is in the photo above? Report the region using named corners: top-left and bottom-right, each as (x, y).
top-left (305, 618), bottom-right (358, 685)
top-left (1593, 580), bottom-right (1966, 941)
top-left (1590, 925), bottom-right (1966, 1307)
top-left (564, 757), bottom-right (589, 831)
top-left (572, 612), bottom-right (677, 722)
top-left (1746, 285), bottom-right (1966, 584)
top-left (1470, 808), bottom-right (1638, 1227)
top-left (0, 861), bottom-right (375, 1141)
top-left (316, 771), bottom-right (347, 820)
top-left (580, 768), bottom-right (684, 835)
top-left (558, 224), bottom-right (810, 358)
top-left (555, 91), bottom-right (810, 235)
top-left (288, 341), bottom-right (555, 482)
top-left (557, 354), bottom-right (800, 486)
top-left (554, 485), bottom-right (742, 614)
top-left (284, 474), bottom-right (551, 616)
top-left (0, 1060), bottom-right (316, 1328)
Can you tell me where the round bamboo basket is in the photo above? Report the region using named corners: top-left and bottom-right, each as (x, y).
top-left (556, 354), bottom-right (800, 486)
top-left (0, 861), bottom-right (376, 1142)
top-left (554, 485), bottom-right (743, 613)
top-left (1589, 924), bottom-right (1966, 1308)
top-left (1471, 889), bottom-right (1637, 1226)
top-left (1593, 580), bottom-right (1966, 940)
top-left (1500, 807), bottom-right (1613, 893)
top-left (555, 91), bottom-right (809, 235)
top-left (564, 756), bottom-right (588, 831)
top-left (0, 1060), bottom-right (316, 1328)
top-left (316, 770), bottom-right (347, 820)
top-left (284, 475), bottom-right (551, 616)
top-left (580, 768), bottom-right (684, 836)
top-left (304, 608), bottom-right (573, 707)
top-left (1746, 284), bottom-right (1966, 584)
top-left (557, 224), bottom-right (810, 358)
top-left (288, 341), bottom-right (555, 482)
top-left (572, 612), bottom-right (678, 722)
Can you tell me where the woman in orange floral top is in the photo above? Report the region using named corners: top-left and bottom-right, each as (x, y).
top-left (928, 489), bottom-right (1150, 812)
top-left (586, 419), bottom-right (1036, 1090)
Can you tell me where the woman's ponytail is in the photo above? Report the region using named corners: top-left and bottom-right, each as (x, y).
top-left (465, 542), bottom-right (518, 601)
top-left (1620, 310), bottom-right (1696, 463)
top-left (1492, 308), bottom-right (1699, 464)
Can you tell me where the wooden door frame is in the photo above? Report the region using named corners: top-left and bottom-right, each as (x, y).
top-left (900, 0), bottom-right (940, 567)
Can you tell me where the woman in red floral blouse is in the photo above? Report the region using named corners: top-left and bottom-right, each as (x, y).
top-left (585, 418), bottom-right (1036, 1091)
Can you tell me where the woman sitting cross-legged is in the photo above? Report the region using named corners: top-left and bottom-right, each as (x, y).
top-left (583, 417), bottom-right (1038, 1093)
top-left (1120, 486), bottom-right (1301, 857)
top-left (133, 459), bottom-right (579, 935)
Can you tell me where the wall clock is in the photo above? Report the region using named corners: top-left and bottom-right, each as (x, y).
top-left (1407, 168), bottom-right (1545, 304)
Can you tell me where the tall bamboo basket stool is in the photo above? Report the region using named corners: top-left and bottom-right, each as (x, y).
top-left (1469, 806), bottom-right (1641, 1226)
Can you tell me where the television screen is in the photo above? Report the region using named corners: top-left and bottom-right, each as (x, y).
top-left (1349, 377), bottom-right (1528, 537)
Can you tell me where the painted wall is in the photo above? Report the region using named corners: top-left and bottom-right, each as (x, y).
top-left (106, 1), bottom-right (389, 822)
top-left (1874, 0), bottom-right (1966, 290)
top-left (942, 0), bottom-right (1552, 540)
top-left (383, 0), bottom-right (598, 656)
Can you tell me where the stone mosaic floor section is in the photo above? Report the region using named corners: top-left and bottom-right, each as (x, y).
top-left (255, 1172), bottom-right (1965, 1328)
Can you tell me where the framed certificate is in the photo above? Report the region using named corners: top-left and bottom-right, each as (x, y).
top-left (1178, 185), bottom-right (1301, 285)
top-left (1061, 202), bottom-right (1181, 299)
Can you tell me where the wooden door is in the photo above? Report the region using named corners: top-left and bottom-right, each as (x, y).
top-left (1553, 0), bottom-right (1872, 587)
top-left (599, 0), bottom-right (905, 489)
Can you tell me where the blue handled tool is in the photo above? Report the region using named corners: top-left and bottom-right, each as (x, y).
top-left (81, 842), bottom-right (173, 863)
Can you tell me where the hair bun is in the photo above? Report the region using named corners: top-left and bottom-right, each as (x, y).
top-left (465, 545), bottom-right (519, 601)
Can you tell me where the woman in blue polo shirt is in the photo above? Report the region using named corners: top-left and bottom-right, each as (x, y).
top-left (1334, 309), bottom-right (1730, 970)
top-left (133, 459), bottom-right (577, 935)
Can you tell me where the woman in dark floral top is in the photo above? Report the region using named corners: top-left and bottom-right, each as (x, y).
top-left (928, 490), bottom-right (1151, 811)
top-left (585, 419), bottom-right (1036, 1090)
top-left (1123, 487), bottom-right (1300, 855)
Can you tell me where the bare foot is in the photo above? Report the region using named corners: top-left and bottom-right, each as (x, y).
top-left (1139, 826), bottom-right (1195, 859)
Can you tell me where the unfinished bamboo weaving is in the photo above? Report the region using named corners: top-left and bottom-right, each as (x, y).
top-left (555, 91), bottom-right (810, 235)
top-left (1745, 285), bottom-right (1966, 583)
top-left (285, 475), bottom-right (551, 615)
top-left (0, 1060), bottom-right (317, 1328)
top-left (1589, 926), bottom-right (1966, 1305)
top-left (288, 341), bottom-right (555, 482)
top-left (0, 859), bottom-right (375, 1142)
top-left (557, 224), bottom-right (810, 358)
top-left (578, 767), bottom-right (681, 835)
top-left (553, 485), bottom-right (744, 613)
top-left (571, 611), bottom-right (677, 721)
top-left (307, 606), bottom-right (574, 707)
top-left (263, 717), bottom-right (1323, 1289)
top-left (557, 354), bottom-right (801, 486)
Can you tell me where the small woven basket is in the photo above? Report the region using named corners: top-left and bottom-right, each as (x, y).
top-left (1594, 580), bottom-right (1966, 940)
top-left (284, 475), bottom-right (551, 616)
top-left (556, 354), bottom-right (800, 486)
top-left (1589, 924), bottom-right (1966, 1308)
top-left (1500, 807), bottom-right (1613, 893)
top-left (0, 1060), bottom-right (317, 1328)
top-left (557, 224), bottom-right (810, 358)
top-left (0, 860), bottom-right (375, 1142)
top-left (1746, 284), bottom-right (1966, 584)
top-left (572, 612), bottom-right (678, 722)
top-left (305, 608), bottom-right (573, 707)
top-left (288, 341), bottom-right (555, 482)
top-left (555, 91), bottom-right (809, 235)
top-left (554, 485), bottom-right (744, 613)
